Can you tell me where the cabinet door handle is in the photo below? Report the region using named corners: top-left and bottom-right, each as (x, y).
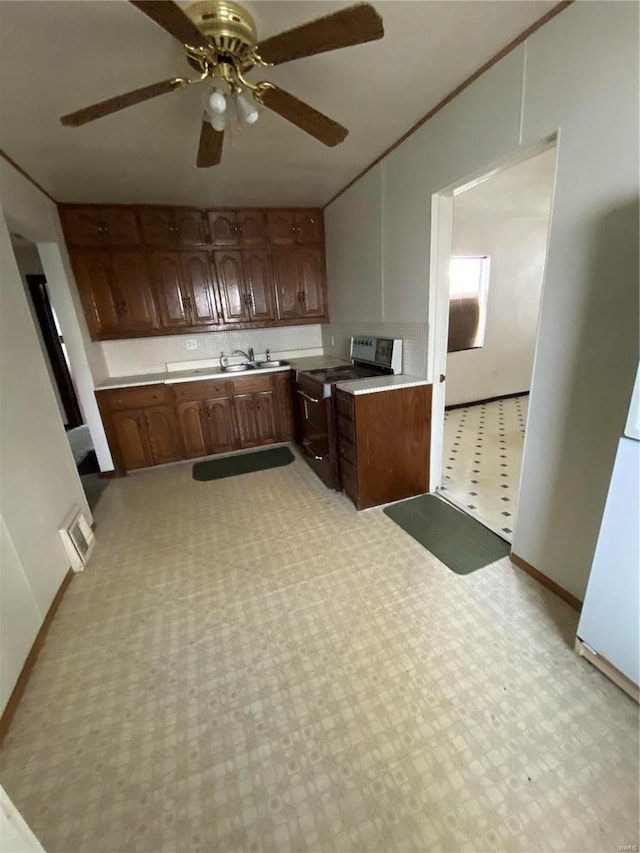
top-left (144, 416), bottom-right (150, 428)
top-left (184, 295), bottom-right (192, 314)
top-left (297, 389), bottom-right (320, 404)
top-left (302, 438), bottom-right (325, 461)
top-left (120, 299), bottom-right (128, 315)
top-left (136, 417), bottom-right (142, 429)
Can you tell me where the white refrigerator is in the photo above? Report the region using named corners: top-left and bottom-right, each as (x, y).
top-left (576, 366), bottom-right (639, 697)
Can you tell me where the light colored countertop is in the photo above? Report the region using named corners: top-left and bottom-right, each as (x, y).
top-left (94, 364), bottom-right (290, 390)
top-left (93, 353), bottom-right (348, 391)
top-left (335, 374), bottom-right (430, 396)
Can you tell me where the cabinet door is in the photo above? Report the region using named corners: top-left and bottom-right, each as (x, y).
top-left (215, 251), bottom-right (250, 323)
top-left (139, 208), bottom-right (174, 246)
top-left (144, 405), bottom-right (181, 465)
top-left (176, 401), bottom-right (208, 459)
top-left (295, 210), bottom-right (323, 244)
top-left (111, 252), bottom-right (160, 334)
top-left (206, 397), bottom-right (237, 453)
top-left (243, 250), bottom-right (275, 321)
top-left (182, 252), bottom-right (219, 326)
top-left (111, 409), bottom-right (152, 470)
top-left (273, 371), bottom-right (295, 441)
top-left (71, 251), bottom-right (121, 338)
top-left (208, 212), bottom-right (239, 246)
top-left (272, 250), bottom-right (301, 320)
top-left (173, 209), bottom-right (208, 246)
top-left (237, 211), bottom-right (267, 245)
top-left (267, 210), bottom-right (296, 245)
top-left (298, 248), bottom-right (327, 319)
top-left (149, 251), bottom-right (190, 329)
top-left (233, 395), bottom-right (257, 448)
top-left (62, 207), bottom-right (139, 246)
top-left (253, 390), bottom-right (277, 445)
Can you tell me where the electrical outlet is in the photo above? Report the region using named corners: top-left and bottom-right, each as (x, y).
top-left (185, 339), bottom-right (198, 351)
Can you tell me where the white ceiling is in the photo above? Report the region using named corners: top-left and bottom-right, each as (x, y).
top-left (0, 0), bottom-right (559, 207)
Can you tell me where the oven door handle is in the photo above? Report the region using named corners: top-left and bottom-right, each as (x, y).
top-left (302, 438), bottom-right (325, 461)
top-left (297, 389), bottom-right (321, 404)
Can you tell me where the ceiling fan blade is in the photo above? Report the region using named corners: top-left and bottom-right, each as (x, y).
top-left (258, 85), bottom-right (348, 147)
top-left (60, 79), bottom-right (186, 127)
top-left (129, 1), bottom-right (210, 50)
top-left (196, 121), bottom-right (224, 168)
top-left (257, 3), bottom-right (383, 66)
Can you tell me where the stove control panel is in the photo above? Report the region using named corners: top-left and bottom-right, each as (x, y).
top-left (350, 336), bottom-right (403, 373)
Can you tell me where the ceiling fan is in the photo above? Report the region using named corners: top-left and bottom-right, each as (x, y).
top-left (60, 1), bottom-right (384, 168)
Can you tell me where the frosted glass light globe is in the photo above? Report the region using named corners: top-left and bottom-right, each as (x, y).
top-left (208, 90), bottom-right (227, 114)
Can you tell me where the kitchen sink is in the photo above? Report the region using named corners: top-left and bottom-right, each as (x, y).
top-left (255, 360), bottom-right (289, 368)
top-left (221, 363), bottom-right (256, 373)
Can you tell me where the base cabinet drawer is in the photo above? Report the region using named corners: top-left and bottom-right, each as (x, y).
top-left (338, 435), bottom-right (356, 465)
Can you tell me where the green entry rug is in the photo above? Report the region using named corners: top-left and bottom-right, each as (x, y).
top-left (193, 447), bottom-right (295, 481)
top-left (383, 493), bottom-right (509, 575)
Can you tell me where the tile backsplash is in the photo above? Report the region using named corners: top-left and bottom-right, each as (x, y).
top-left (321, 322), bottom-right (428, 376)
top-left (99, 325), bottom-right (323, 376)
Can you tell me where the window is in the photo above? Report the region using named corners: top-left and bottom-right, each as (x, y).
top-left (447, 255), bottom-right (490, 352)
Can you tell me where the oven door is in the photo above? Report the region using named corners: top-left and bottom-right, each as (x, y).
top-left (295, 375), bottom-right (339, 489)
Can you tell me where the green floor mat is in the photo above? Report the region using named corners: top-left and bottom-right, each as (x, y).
top-left (192, 446), bottom-right (295, 481)
top-left (383, 494), bottom-right (510, 574)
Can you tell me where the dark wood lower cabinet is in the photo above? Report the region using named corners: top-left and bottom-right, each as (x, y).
top-left (98, 371), bottom-right (295, 474)
top-left (335, 385), bottom-right (432, 510)
top-left (234, 391), bottom-right (277, 449)
top-left (111, 405), bottom-right (181, 471)
top-left (176, 396), bottom-right (237, 457)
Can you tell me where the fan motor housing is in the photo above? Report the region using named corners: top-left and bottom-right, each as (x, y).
top-left (185, 1), bottom-right (257, 67)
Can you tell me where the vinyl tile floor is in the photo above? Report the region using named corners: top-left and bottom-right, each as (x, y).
top-left (441, 397), bottom-right (529, 541)
top-left (0, 448), bottom-right (638, 853)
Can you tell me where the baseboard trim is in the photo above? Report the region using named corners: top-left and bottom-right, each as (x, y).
top-left (97, 470), bottom-right (118, 479)
top-left (446, 391), bottom-right (529, 411)
top-left (0, 568), bottom-right (74, 746)
top-left (510, 551), bottom-right (582, 612)
top-left (575, 637), bottom-right (639, 703)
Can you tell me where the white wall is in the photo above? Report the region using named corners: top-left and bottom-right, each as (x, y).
top-left (99, 323), bottom-right (323, 376)
top-left (324, 2), bottom-right (639, 600)
top-left (446, 151), bottom-right (555, 405)
top-left (0, 202), bottom-right (94, 714)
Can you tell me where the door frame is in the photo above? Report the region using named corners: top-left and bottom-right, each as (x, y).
top-left (26, 274), bottom-right (84, 428)
top-left (426, 136), bottom-right (558, 495)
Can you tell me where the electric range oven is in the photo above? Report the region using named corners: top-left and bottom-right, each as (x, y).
top-left (295, 337), bottom-right (403, 489)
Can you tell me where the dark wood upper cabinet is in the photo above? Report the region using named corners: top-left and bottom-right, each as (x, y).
top-left (267, 210), bottom-right (296, 246)
top-left (61, 204), bottom-right (328, 340)
top-left (71, 251), bottom-right (121, 338)
top-left (139, 208), bottom-right (207, 247)
top-left (294, 210), bottom-right (323, 244)
top-left (72, 250), bottom-right (159, 339)
top-left (208, 210), bottom-right (268, 247)
top-left (272, 249), bottom-right (301, 320)
top-left (182, 251), bottom-right (219, 326)
top-left (110, 252), bottom-right (160, 335)
top-left (243, 250), bottom-right (275, 322)
top-left (61, 206), bottom-right (140, 247)
top-left (149, 251), bottom-right (190, 329)
top-left (298, 248), bottom-right (327, 319)
top-left (237, 211), bottom-right (268, 245)
top-left (268, 209), bottom-right (323, 245)
top-left (208, 211), bottom-right (239, 246)
top-left (215, 250), bottom-right (249, 323)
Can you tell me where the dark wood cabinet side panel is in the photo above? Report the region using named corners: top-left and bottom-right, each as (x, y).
top-left (353, 386), bottom-right (431, 509)
top-left (273, 372), bottom-right (295, 441)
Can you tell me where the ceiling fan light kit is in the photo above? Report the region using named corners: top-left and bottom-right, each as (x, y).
top-left (59, 0), bottom-right (384, 168)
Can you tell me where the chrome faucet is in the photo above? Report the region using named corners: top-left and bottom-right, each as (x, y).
top-left (233, 347), bottom-right (255, 363)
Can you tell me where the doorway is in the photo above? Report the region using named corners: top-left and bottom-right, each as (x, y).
top-left (429, 143), bottom-right (557, 541)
